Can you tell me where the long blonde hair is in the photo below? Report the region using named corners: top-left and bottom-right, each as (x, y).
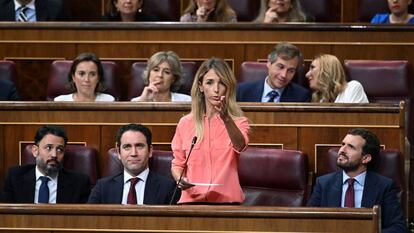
top-left (190, 58), bottom-right (243, 141)
top-left (183, 0), bottom-right (236, 22)
top-left (311, 54), bottom-right (347, 102)
top-left (255, 0), bottom-right (306, 22)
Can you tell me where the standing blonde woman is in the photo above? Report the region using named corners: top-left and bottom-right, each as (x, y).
top-left (305, 54), bottom-right (368, 103)
top-left (255, 0), bottom-right (308, 23)
top-left (171, 58), bottom-right (250, 204)
top-left (180, 0), bottom-right (237, 22)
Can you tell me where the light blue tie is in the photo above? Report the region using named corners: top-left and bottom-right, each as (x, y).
top-left (17, 6), bottom-right (29, 22)
top-left (38, 176), bottom-right (50, 203)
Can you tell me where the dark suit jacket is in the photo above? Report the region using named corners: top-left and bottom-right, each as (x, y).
top-left (236, 79), bottom-right (311, 102)
top-left (0, 79), bottom-right (19, 100)
top-left (0, 0), bottom-right (67, 21)
top-left (0, 164), bottom-right (91, 203)
top-left (87, 171), bottom-right (180, 204)
top-left (307, 171), bottom-right (407, 233)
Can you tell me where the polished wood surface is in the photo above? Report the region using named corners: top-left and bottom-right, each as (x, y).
top-left (1, 23), bottom-right (414, 100)
top-left (0, 204), bottom-right (380, 232)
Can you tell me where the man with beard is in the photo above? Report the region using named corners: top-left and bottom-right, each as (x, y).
top-left (88, 123), bottom-right (179, 204)
top-left (307, 128), bottom-right (407, 233)
top-left (0, 125), bottom-right (91, 203)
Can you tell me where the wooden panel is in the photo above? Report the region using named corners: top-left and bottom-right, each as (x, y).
top-left (0, 204), bottom-right (380, 233)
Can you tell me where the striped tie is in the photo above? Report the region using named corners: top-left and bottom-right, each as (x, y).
top-left (17, 6), bottom-right (28, 22)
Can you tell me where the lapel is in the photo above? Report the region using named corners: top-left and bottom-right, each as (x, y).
top-left (327, 171), bottom-right (343, 207)
top-left (361, 171), bottom-right (378, 208)
top-left (34, 0), bottom-right (47, 21)
top-left (280, 83), bottom-right (293, 102)
top-left (0, 0), bottom-right (16, 21)
top-left (56, 169), bottom-right (75, 203)
top-left (20, 166), bottom-right (36, 202)
top-left (143, 171), bottom-right (159, 204)
top-left (254, 80), bottom-right (265, 102)
top-left (111, 173), bottom-right (124, 204)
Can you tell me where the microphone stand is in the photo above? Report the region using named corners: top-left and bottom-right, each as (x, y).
top-left (169, 136), bottom-right (197, 205)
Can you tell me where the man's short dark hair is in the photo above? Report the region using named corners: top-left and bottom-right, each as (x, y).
top-left (34, 125), bottom-right (68, 145)
top-left (267, 42), bottom-right (303, 67)
top-left (347, 128), bottom-right (380, 170)
top-left (116, 123), bottom-right (152, 151)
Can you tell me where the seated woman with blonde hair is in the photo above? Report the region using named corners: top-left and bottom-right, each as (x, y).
top-left (54, 53), bottom-right (115, 102)
top-left (131, 51), bottom-right (191, 102)
top-left (305, 54), bottom-right (369, 103)
top-left (180, 0), bottom-right (237, 22)
top-left (255, 0), bottom-right (308, 23)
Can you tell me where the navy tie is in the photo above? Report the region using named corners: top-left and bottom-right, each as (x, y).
top-left (267, 90), bottom-right (279, 102)
top-left (38, 176), bottom-right (50, 203)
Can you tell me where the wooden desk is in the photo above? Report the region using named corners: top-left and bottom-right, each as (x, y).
top-left (0, 204), bottom-right (380, 233)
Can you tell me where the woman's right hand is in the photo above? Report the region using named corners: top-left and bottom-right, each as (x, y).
top-left (178, 177), bottom-right (195, 190)
top-left (136, 81), bottom-right (160, 101)
top-left (196, 6), bottom-right (213, 22)
top-left (264, 7), bottom-right (278, 23)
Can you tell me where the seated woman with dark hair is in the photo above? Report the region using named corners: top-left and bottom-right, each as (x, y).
top-left (371, 0), bottom-right (414, 24)
top-left (180, 0), bottom-right (237, 22)
top-left (305, 54), bottom-right (368, 103)
top-left (102, 0), bottom-right (159, 22)
top-left (54, 53), bottom-right (115, 102)
top-left (131, 51), bottom-right (191, 102)
top-left (254, 0), bottom-right (309, 23)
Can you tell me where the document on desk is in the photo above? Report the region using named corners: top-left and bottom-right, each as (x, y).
top-left (189, 182), bottom-right (223, 187)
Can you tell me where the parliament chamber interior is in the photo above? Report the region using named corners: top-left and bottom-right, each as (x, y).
top-left (0, 0), bottom-right (413, 232)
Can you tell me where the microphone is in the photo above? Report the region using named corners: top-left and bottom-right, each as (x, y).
top-left (169, 136), bottom-right (197, 205)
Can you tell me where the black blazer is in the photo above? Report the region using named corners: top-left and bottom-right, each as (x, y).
top-left (236, 79), bottom-right (311, 102)
top-left (0, 79), bottom-right (19, 100)
top-left (0, 0), bottom-right (67, 21)
top-left (87, 170), bottom-right (180, 204)
top-left (307, 171), bottom-right (407, 233)
top-left (0, 164), bottom-right (91, 203)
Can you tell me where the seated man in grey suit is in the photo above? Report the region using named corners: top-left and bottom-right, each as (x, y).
top-left (88, 123), bottom-right (180, 205)
top-left (307, 128), bottom-right (407, 233)
top-left (0, 125), bottom-right (91, 203)
top-left (0, 0), bottom-right (67, 21)
top-left (237, 42), bottom-right (311, 102)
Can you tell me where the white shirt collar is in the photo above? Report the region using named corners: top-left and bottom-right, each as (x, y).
top-left (342, 170), bottom-right (366, 186)
top-left (35, 165), bottom-right (58, 183)
top-left (14, 0), bottom-right (35, 10)
top-left (262, 76), bottom-right (285, 100)
top-left (123, 167), bottom-right (149, 184)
